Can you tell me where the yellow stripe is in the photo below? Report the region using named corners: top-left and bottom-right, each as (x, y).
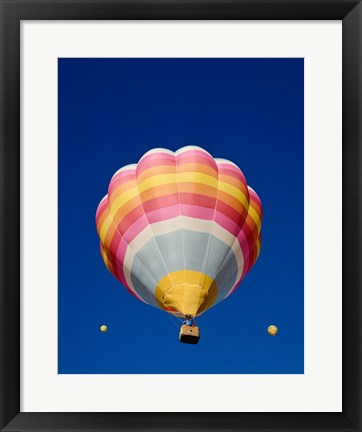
top-left (99, 214), bottom-right (114, 243)
top-left (109, 172), bottom-right (250, 216)
top-left (248, 206), bottom-right (262, 232)
top-left (179, 172), bottom-right (218, 187)
top-left (256, 237), bottom-right (261, 258)
top-left (101, 245), bottom-right (110, 270)
top-left (138, 172), bottom-right (218, 192)
top-left (218, 181), bottom-right (249, 208)
top-left (109, 187), bottom-right (140, 217)
top-left (109, 173), bottom-right (217, 215)
top-left (110, 179), bottom-right (135, 193)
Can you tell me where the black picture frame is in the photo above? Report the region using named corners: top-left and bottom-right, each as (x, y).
top-left (1, 1), bottom-right (361, 431)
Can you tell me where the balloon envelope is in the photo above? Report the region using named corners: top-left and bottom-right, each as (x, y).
top-left (268, 325), bottom-right (278, 336)
top-left (96, 146), bottom-right (262, 317)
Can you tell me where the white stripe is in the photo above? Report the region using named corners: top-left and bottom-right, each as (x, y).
top-left (122, 216), bottom-right (244, 284)
top-left (175, 145), bottom-right (212, 156)
top-left (125, 226), bottom-right (154, 261)
top-left (111, 164), bottom-right (137, 180)
top-left (98, 195), bottom-right (108, 205)
top-left (129, 216), bottom-right (235, 251)
top-left (214, 158), bottom-right (239, 167)
top-left (139, 148), bottom-right (175, 162)
top-left (123, 254), bottom-right (136, 295)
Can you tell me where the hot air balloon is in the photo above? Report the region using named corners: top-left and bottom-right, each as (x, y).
top-left (95, 146), bottom-right (262, 343)
top-left (268, 325), bottom-right (278, 336)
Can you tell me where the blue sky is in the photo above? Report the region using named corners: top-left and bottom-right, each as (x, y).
top-left (58, 58), bottom-right (304, 374)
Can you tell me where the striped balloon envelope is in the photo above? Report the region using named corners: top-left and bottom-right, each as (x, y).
top-left (96, 146), bottom-right (262, 318)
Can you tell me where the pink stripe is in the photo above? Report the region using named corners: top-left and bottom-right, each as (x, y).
top-left (180, 204), bottom-right (214, 220)
top-left (137, 158), bottom-right (176, 175)
top-left (111, 238), bottom-right (146, 303)
top-left (214, 211), bottom-right (241, 237)
top-left (236, 229), bottom-right (251, 273)
top-left (115, 236), bottom-right (128, 269)
top-left (113, 225), bottom-right (159, 303)
top-left (110, 168), bottom-right (136, 185)
top-left (122, 216), bottom-right (149, 244)
top-left (109, 227), bottom-right (122, 258)
top-left (96, 197), bottom-right (109, 222)
top-left (228, 240), bottom-right (256, 296)
top-left (176, 149), bottom-right (211, 159)
top-left (218, 164), bottom-right (246, 183)
top-left (109, 178), bottom-right (136, 198)
top-left (217, 161), bottom-right (242, 174)
top-left (117, 202), bottom-right (181, 244)
top-left (176, 151), bottom-right (216, 169)
top-left (248, 188), bottom-right (262, 210)
top-left (243, 253), bottom-right (251, 276)
top-left (101, 240), bottom-right (133, 298)
top-left (147, 204), bottom-right (180, 224)
top-left (216, 200), bottom-right (246, 226)
top-left (139, 152), bottom-right (175, 166)
top-left (177, 155), bottom-right (217, 170)
top-left (142, 194), bottom-right (179, 213)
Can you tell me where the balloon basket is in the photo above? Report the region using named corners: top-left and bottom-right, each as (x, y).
top-left (179, 324), bottom-right (200, 344)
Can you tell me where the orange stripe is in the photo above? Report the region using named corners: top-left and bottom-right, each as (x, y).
top-left (177, 162), bottom-right (218, 178)
top-left (110, 187), bottom-right (249, 222)
top-left (218, 173), bottom-right (247, 192)
top-left (137, 163), bottom-right (218, 185)
top-left (106, 180), bottom-right (251, 226)
top-left (112, 195), bottom-right (141, 225)
top-left (139, 183), bottom-right (178, 201)
top-left (109, 179), bottom-right (136, 198)
top-left (178, 182), bottom-right (218, 197)
top-left (111, 185), bottom-right (179, 226)
top-left (136, 165), bottom-right (176, 183)
top-left (217, 190), bottom-right (248, 216)
top-left (96, 207), bottom-right (109, 232)
top-left (245, 215), bottom-right (259, 240)
top-left (103, 222), bottom-right (117, 251)
top-left (250, 197), bottom-right (262, 216)
top-left (136, 157), bottom-right (175, 176)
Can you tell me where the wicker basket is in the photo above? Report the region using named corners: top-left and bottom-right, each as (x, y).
top-left (179, 324), bottom-right (200, 344)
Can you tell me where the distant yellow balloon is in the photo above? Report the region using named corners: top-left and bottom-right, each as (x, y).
top-left (100, 325), bottom-right (108, 333)
top-left (268, 325), bottom-right (278, 336)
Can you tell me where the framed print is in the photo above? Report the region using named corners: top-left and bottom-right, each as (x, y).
top-left (0, 1), bottom-right (361, 431)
